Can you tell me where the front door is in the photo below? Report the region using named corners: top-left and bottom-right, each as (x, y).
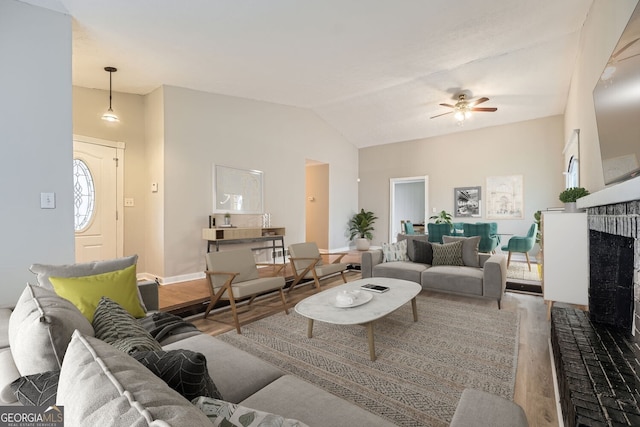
top-left (73, 138), bottom-right (124, 263)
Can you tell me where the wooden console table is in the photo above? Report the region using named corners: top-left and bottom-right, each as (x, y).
top-left (202, 227), bottom-right (286, 264)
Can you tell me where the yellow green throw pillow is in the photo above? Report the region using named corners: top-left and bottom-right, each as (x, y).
top-left (49, 264), bottom-right (145, 321)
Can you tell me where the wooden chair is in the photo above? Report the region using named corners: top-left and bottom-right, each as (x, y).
top-left (287, 242), bottom-right (348, 293)
top-left (204, 248), bottom-right (288, 334)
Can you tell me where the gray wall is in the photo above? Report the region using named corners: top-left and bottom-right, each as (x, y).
top-left (0, 1), bottom-right (73, 304)
top-left (359, 116), bottom-right (565, 246)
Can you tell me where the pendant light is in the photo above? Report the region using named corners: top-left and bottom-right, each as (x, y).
top-left (101, 66), bottom-right (119, 122)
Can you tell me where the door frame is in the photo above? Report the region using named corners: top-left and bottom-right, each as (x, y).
top-left (389, 176), bottom-right (429, 242)
top-left (73, 134), bottom-right (125, 259)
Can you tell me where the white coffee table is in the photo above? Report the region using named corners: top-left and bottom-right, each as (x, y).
top-left (294, 278), bottom-right (421, 361)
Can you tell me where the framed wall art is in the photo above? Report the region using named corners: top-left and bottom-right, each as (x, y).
top-left (454, 186), bottom-right (481, 217)
top-left (213, 164), bottom-right (264, 214)
top-left (486, 175), bottom-right (524, 219)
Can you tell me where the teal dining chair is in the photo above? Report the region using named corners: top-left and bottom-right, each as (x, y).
top-left (463, 223), bottom-right (500, 253)
top-left (501, 223), bottom-right (538, 271)
top-left (427, 223), bottom-right (452, 243)
top-left (403, 220), bottom-right (416, 235)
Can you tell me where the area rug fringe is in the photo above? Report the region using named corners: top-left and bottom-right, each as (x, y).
top-left (219, 295), bottom-right (520, 427)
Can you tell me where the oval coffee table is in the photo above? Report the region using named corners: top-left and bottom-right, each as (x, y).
top-left (294, 278), bottom-right (421, 361)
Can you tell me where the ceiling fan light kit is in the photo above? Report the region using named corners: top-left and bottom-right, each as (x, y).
top-left (101, 66), bottom-right (119, 123)
top-left (431, 93), bottom-right (497, 122)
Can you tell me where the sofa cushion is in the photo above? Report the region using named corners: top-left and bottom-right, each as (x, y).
top-left (240, 374), bottom-right (397, 427)
top-left (381, 240), bottom-right (408, 262)
top-left (30, 255), bottom-right (147, 312)
top-left (132, 349), bottom-right (222, 401)
top-left (407, 239), bottom-right (433, 264)
top-left (9, 284), bottom-right (94, 376)
top-left (443, 235), bottom-right (481, 267)
top-left (10, 370), bottom-right (59, 406)
top-left (93, 297), bottom-right (161, 354)
top-left (372, 261), bottom-right (427, 283)
top-left (57, 331), bottom-right (212, 426)
top-left (162, 334), bottom-right (283, 404)
top-left (0, 348), bottom-right (20, 403)
top-left (422, 266), bottom-right (484, 296)
top-left (193, 396), bottom-right (308, 427)
top-left (49, 264), bottom-right (146, 322)
top-left (431, 241), bottom-right (464, 266)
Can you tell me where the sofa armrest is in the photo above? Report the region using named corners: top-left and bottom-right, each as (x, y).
top-left (361, 249), bottom-right (383, 279)
top-left (482, 254), bottom-right (507, 303)
top-left (138, 280), bottom-right (159, 312)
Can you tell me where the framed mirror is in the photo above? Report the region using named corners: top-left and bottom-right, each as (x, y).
top-left (213, 165), bottom-right (264, 214)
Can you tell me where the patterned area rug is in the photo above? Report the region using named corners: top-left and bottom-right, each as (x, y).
top-left (507, 261), bottom-right (541, 282)
top-left (218, 295), bottom-right (520, 426)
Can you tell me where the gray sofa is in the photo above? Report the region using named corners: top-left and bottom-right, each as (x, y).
top-left (361, 235), bottom-right (508, 308)
top-left (0, 257), bottom-right (395, 427)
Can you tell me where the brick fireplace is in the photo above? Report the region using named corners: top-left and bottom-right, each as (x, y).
top-left (550, 184), bottom-right (640, 427)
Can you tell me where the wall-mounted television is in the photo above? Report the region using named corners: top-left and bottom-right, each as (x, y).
top-left (593, 3), bottom-right (640, 185)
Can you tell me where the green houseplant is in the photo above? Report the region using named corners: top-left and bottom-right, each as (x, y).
top-left (348, 209), bottom-right (378, 250)
top-left (429, 210), bottom-right (453, 225)
top-left (559, 187), bottom-right (589, 213)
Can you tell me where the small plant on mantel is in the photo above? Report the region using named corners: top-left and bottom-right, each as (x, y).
top-left (559, 187), bottom-right (589, 213)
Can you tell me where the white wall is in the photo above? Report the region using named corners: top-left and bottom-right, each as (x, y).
top-left (359, 116), bottom-right (565, 246)
top-left (565, 0), bottom-right (639, 192)
top-left (157, 86), bottom-right (358, 282)
top-left (0, 1), bottom-right (73, 304)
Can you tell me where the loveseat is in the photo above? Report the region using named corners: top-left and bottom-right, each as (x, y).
top-left (361, 235), bottom-right (507, 308)
top-left (0, 256), bottom-right (395, 427)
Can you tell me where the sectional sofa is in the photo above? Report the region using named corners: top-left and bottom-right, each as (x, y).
top-left (361, 235), bottom-right (507, 308)
top-left (0, 256), bottom-right (395, 427)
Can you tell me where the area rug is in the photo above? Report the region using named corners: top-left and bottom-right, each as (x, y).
top-left (506, 261), bottom-right (541, 282)
top-left (218, 295), bottom-right (520, 427)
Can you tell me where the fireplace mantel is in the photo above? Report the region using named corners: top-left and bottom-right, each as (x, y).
top-left (577, 176), bottom-right (640, 209)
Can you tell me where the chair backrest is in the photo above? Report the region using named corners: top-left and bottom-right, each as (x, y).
top-left (205, 249), bottom-right (259, 288)
top-left (452, 223), bottom-right (465, 235)
top-left (404, 220), bottom-right (415, 235)
top-left (427, 223), bottom-right (452, 243)
top-left (463, 223), bottom-right (498, 253)
top-left (288, 242), bottom-right (322, 272)
top-left (527, 223), bottom-right (538, 238)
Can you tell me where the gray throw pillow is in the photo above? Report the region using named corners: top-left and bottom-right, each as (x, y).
top-left (58, 331), bottom-right (213, 426)
top-left (408, 240), bottom-right (433, 264)
top-left (131, 350), bottom-right (222, 401)
top-left (8, 284), bottom-right (94, 376)
top-left (10, 370), bottom-right (59, 407)
top-left (92, 297), bottom-right (161, 354)
top-left (431, 241), bottom-right (464, 266)
top-left (443, 235), bottom-right (481, 267)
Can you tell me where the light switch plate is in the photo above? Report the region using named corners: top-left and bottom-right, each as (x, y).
top-left (40, 192), bottom-right (55, 209)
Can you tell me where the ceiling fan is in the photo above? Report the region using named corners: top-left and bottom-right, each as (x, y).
top-left (430, 94), bottom-right (497, 121)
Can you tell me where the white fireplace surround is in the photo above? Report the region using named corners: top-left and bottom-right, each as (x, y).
top-left (577, 176), bottom-right (640, 209)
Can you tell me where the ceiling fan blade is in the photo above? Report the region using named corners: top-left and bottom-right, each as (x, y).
top-left (439, 103), bottom-right (455, 108)
top-left (468, 97), bottom-right (489, 107)
top-left (430, 111), bottom-right (454, 119)
top-left (471, 107), bottom-right (497, 112)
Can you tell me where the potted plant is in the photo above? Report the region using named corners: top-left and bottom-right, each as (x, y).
top-left (348, 209), bottom-right (378, 251)
top-left (429, 210), bottom-right (453, 225)
top-left (559, 187), bottom-right (589, 213)
top-left (224, 212), bottom-right (231, 225)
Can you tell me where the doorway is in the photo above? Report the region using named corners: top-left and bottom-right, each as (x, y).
top-left (305, 160), bottom-right (329, 249)
top-left (389, 176), bottom-right (429, 242)
top-left (73, 136), bottom-right (124, 263)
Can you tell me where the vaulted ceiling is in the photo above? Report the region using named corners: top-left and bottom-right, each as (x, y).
top-left (24, 0), bottom-right (594, 147)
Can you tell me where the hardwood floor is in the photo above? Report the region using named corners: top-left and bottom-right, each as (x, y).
top-left (159, 271), bottom-right (559, 427)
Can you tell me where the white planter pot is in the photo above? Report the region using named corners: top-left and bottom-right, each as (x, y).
top-left (564, 202), bottom-right (578, 213)
top-left (355, 238), bottom-right (370, 251)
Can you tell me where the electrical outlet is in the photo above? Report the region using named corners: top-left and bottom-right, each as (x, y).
top-left (124, 198), bottom-right (135, 207)
top-left (432, 207), bottom-right (437, 213)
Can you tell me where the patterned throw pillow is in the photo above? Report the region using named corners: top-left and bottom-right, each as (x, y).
top-left (431, 240), bottom-right (464, 266)
top-left (381, 240), bottom-right (409, 262)
top-left (10, 371), bottom-right (59, 406)
top-left (192, 396), bottom-right (309, 427)
top-left (92, 297), bottom-right (161, 354)
top-left (132, 350), bottom-right (222, 401)
top-left (442, 235), bottom-right (481, 267)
